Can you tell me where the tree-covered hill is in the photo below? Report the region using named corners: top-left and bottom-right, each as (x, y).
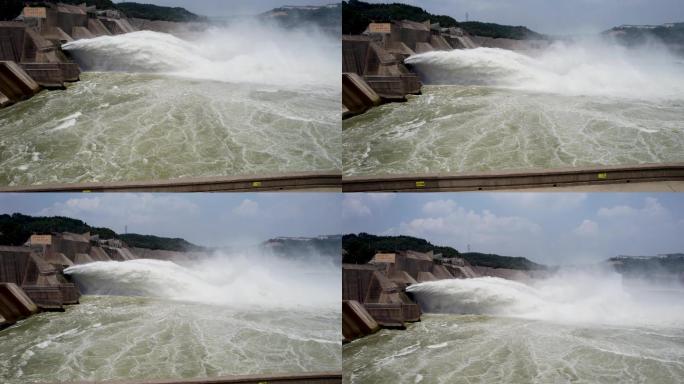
top-left (342, 233), bottom-right (546, 270)
top-left (261, 4), bottom-right (341, 32)
top-left (116, 2), bottom-right (206, 22)
top-left (2, 1), bottom-right (204, 22)
top-left (0, 213), bottom-right (203, 252)
top-left (342, 0), bottom-right (544, 40)
top-left (459, 21), bottom-right (544, 40)
top-left (608, 254), bottom-right (684, 276)
top-left (343, 0), bottom-right (457, 34)
top-left (0, 213), bottom-right (116, 245)
top-left (119, 233), bottom-right (205, 252)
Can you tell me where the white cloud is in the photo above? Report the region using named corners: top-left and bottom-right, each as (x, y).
top-left (233, 199), bottom-right (259, 217)
top-left (491, 193), bottom-right (587, 211)
top-left (38, 193), bottom-right (199, 229)
top-left (598, 197), bottom-right (666, 218)
top-left (573, 219), bottom-right (599, 237)
top-left (398, 205), bottom-right (541, 254)
top-left (422, 199), bottom-right (457, 216)
top-left (366, 193), bottom-right (396, 203)
top-left (342, 195), bottom-right (371, 218)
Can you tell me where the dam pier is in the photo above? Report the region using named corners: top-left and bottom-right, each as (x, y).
top-left (342, 19), bottom-right (547, 118)
top-left (342, 249), bottom-right (545, 342)
top-left (0, 3), bottom-right (141, 107)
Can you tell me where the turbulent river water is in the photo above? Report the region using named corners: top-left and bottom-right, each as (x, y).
top-left (344, 275), bottom-right (684, 384)
top-left (343, 43), bottom-right (684, 176)
top-left (0, 258), bottom-right (341, 383)
top-left (0, 28), bottom-right (340, 187)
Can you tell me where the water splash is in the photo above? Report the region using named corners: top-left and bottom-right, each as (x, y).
top-left (407, 270), bottom-right (684, 327)
top-left (63, 23), bottom-right (340, 89)
top-left (65, 254), bottom-right (340, 311)
top-left (406, 40), bottom-right (684, 99)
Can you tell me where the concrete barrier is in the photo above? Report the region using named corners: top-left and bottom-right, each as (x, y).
top-left (0, 283), bottom-right (38, 325)
top-left (342, 73), bottom-right (380, 119)
top-left (88, 18), bottom-right (112, 36)
top-left (0, 60), bottom-right (40, 103)
top-left (342, 163), bottom-right (684, 192)
top-left (71, 26), bottom-right (95, 40)
top-left (59, 372), bottom-right (342, 384)
top-left (0, 172), bottom-right (342, 192)
top-left (343, 300), bottom-right (379, 343)
top-left (364, 303), bottom-right (405, 329)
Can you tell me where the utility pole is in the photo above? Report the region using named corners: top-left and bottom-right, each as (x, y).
top-left (466, 12), bottom-right (469, 22)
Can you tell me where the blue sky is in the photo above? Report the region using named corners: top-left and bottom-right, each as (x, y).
top-left (114, 0), bottom-right (334, 17)
top-left (0, 193), bottom-right (341, 248)
top-left (364, 0), bottom-right (684, 35)
top-left (342, 193), bottom-right (684, 265)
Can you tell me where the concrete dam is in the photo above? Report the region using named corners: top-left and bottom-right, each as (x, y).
top-left (0, 232), bottom-right (341, 383)
top-left (0, 3), bottom-right (341, 190)
top-left (341, 18), bottom-right (684, 189)
top-left (342, 249), bottom-right (684, 384)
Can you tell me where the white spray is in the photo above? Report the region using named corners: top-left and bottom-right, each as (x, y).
top-left (64, 252), bottom-right (340, 312)
top-left (405, 38), bottom-right (684, 100)
top-left (62, 21), bottom-right (340, 89)
top-left (407, 268), bottom-right (684, 328)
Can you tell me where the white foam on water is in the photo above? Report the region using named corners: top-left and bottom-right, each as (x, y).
top-left (407, 270), bottom-right (684, 328)
top-left (64, 254), bottom-right (339, 311)
top-left (63, 23), bottom-right (340, 89)
top-left (406, 39), bottom-right (684, 100)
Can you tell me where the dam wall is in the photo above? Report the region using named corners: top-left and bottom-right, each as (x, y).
top-left (0, 283), bottom-right (38, 328)
top-left (0, 3), bottom-right (144, 109)
top-left (0, 244), bottom-right (80, 311)
top-left (342, 264), bottom-right (420, 332)
top-left (342, 72), bottom-right (381, 118)
top-left (342, 248), bottom-right (547, 339)
top-left (342, 300), bottom-right (379, 343)
top-left (0, 60), bottom-right (40, 105)
top-left (342, 19), bottom-right (553, 117)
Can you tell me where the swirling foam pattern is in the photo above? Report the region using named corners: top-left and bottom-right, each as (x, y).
top-left (0, 296), bottom-right (340, 383)
top-left (343, 314), bottom-right (684, 384)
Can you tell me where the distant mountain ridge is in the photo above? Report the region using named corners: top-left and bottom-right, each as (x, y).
top-left (342, 0), bottom-right (544, 40)
top-left (260, 3), bottom-right (341, 34)
top-left (604, 22), bottom-right (684, 55)
top-left (3, 1), bottom-right (205, 22)
top-left (0, 213), bottom-right (204, 252)
top-left (342, 233), bottom-right (546, 270)
top-left (263, 235), bottom-right (341, 262)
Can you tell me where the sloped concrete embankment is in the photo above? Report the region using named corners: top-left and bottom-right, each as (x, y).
top-left (0, 60), bottom-right (40, 107)
top-left (0, 282), bottom-right (38, 329)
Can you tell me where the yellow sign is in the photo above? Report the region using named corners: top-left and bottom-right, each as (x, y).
top-left (598, 172), bottom-right (608, 180)
top-left (23, 7), bottom-right (47, 18)
top-left (252, 181), bottom-right (262, 187)
top-left (373, 253), bottom-right (396, 263)
top-left (30, 235), bottom-right (52, 245)
top-left (416, 181), bottom-right (426, 188)
top-left (368, 23), bottom-right (392, 34)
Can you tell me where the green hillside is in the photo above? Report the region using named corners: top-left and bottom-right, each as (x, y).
top-left (116, 2), bottom-right (206, 22)
top-left (342, 0), bottom-right (543, 39)
top-left (343, 233), bottom-right (546, 270)
top-left (0, 213), bottom-right (203, 252)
